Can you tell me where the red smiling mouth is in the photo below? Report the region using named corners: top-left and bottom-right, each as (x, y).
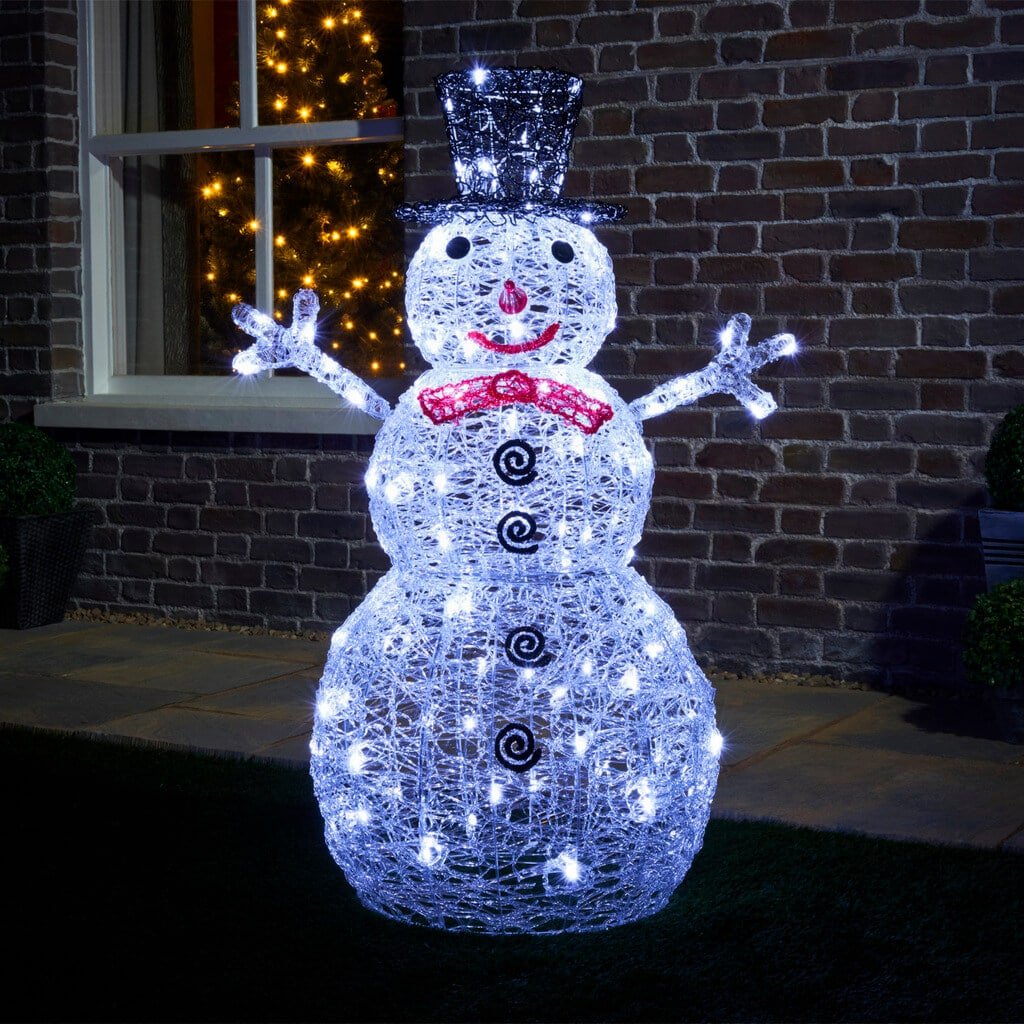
top-left (467, 322), bottom-right (561, 354)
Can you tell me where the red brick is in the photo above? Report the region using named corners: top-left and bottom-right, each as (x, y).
top-left (695, 442), bottom-right (777, 470)
top-left (658, 9), bottom-right (696, 36)
top-left (897, 350), bottom-right (987, 378)
top-left (638, 40), bottom-right (716, 69)
top-left (900, 86), bottom-right (991, 121)
top-left (765, 28), bottom-right (852, 61)
top-left (995, 287), bottom-right (1024, 313)
top-left (721, 37), bottom-right (764, 65)
top-left (974, 50), bottom-right (1024, 82)
top-left (829, 188), bottom-right (917, 217)
top-left (783, 253), bottom-right (824, 282)
top-left (695, 255), bottom-right (781, 283)
top-left (830, 381), bottom-right (918, 409)
top-left (894, 412), bottom-right (986, 445)
top-left (719, 165), bottom-right (759, 190)
top-left (994, 351), bottom-right (1024, 378)
top-left (852, 287), bottom-right (895, 314)
top-left (696, 193), bottom-right (782, 222)
top-left (925, 55), bottom-right (968, 85)
top-left (635, 165), bottom-right (714, 193)
top-left (830, 253), bottom-right (916, 282)
top-left (921, 120), bottom-right (968, 152)
top-left (852, 221), bottom-right (894, 249)
top-left (835, 0), bottom-right (919, 21)
top-left (576, 11), bottom-right (652, 42)
top-left (995, 152), bottom-right (1024, 181)
top-left (971, 115), bottom-right (1024, 150)
top-left (824, 509), bottom-right (913, 539)
top-left (764, 285), bottom-right (844, 314)
top-left (697, 67), bottom-right (780, 99)
top-left (995, 218), bottom-right (1024, 244)
top-left (974, 184), bottom-right (1024, 215)
top-left (996, 85), bottom-right (1024, 113)
top-left (761, 474), bottom-right (845, 505)
top-left (762, 159), bottom-right (845, 188)
top-left (898, 154), bottom-right (990, 184)
top-left (784, 193), bottom-right (827, 219)
top-left (790, 1), bottom-right (828, 27)
top-left (635, 104), bottom-right (713, 134)
top-left (828, 447), bottom-right (913, 474)
top-left (703, 3), bottom-right (783, 31)
top-left (826, 59), bottom-right (919, 90)
top-left (830, 318), bottom-right (917, 347)
top-left (971, 249), bottom-right (1024, 280)
top-left (904, 17), bottom-right (995, 49)
top-left (757, 596), bottom-right (841, 629)
top-left (763, 222), bottom-right (847, 251)
top-left (763, 95), bottom-right (847, 127)
top-left (828, 124), bottom-right (917, 155)
top-left (897, 219), bottom-right (987, 248)
top-left (899, 284), bottom-right (989, 313)
top-left (855, 22), bottom-right (901, 54)
top-left (852, 91), bottom-right (895, 122)
top-left (783, 127), bottom-right (825, 158)
top-left (756, 538), bottom-right (837, 566)
top-left (697, 131), bottom-right (780, 160)
top-left (850, 157), bottom-right (895, 186)
top-left (761, 411), bottom-right (845, 440)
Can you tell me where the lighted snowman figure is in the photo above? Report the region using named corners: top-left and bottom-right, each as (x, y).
top-left (232, 68), bottom-right (796, 933)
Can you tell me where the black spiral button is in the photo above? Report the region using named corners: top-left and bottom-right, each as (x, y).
top-left (496, 510), bottom-right (539, 554)
top-left (504, 626), bottom-right (553, 668)
top-left (494, 722), bottom-right (542, 773)
top-left (493, 439), bottom-right (538, 486)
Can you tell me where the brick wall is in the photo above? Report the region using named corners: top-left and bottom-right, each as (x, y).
top-left (0, 0), bottom-right (83, 420)
top-left (398, 0), bottom-right (1023, 691)
top-left (4, 1), bottom-right (1024, 693)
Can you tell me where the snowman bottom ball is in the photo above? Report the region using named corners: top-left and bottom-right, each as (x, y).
top-left (310, 568), bottom-right (721, 934)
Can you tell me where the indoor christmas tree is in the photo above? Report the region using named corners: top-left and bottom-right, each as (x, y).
top-left (232, 67), bottom-right (797, 933)
top-left (199, 0), bottom-right (404, 376)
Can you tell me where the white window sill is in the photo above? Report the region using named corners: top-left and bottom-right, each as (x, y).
top-left (34, 394), bottom-right (383, 435)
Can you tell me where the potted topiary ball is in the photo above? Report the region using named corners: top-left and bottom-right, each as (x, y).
top-left (963, 579), bottom-right (1024, 744)
top-left (979, 405), bottom-right (1024, 589)
top-left (0, 423), bottom-right (93, 629)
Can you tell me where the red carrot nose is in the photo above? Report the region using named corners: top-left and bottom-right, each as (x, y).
top-left (499, 279), bottom-right (528, 315)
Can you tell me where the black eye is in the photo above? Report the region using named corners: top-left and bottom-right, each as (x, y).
top-left (551, 240), bottom-right (574, 264)
top-left (446, 235), bottom-right (471, 260)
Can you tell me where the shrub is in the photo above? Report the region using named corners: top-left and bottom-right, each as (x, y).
top-left (0, 423), bottom-right (76, 517)
top-left (984, 405), bottom-right (1024, 511)
top-left (963, 579), bottom-right (1024, 690)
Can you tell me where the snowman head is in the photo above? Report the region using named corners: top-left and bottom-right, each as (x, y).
top-left (406, 212), bottom-right (616, 368)
top-left (397, 68), bottom-right (625, 369)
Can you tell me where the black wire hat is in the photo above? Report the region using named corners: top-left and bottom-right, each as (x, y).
top-left (396, 67), bottom-right (626, 226)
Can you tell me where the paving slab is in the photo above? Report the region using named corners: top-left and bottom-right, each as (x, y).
top-left (0, 621), bottom-right (107, 651)
top-left (714, 678), bottom-right (886, 768)
top-left (0, 672), bottom-right (191, 730)
top-left (88, 706), bottom-right (306, 755)
top-left (185, 674), bottom-right (318, 723)
top-left (64, 650), bottom-right (301, 694)
top-left (715, 742), bottom-right (1024, 849)
top-left (813, 695), bottom-right (1021, 765)
top-left (195, 633), bottom-right (329, 665)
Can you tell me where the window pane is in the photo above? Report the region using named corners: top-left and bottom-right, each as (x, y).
top-left (121, 151), bottom-right (255, 376)
top-left (256, 0), bottom-right (403, 125)
top-left (97, 0), bottom-right (240, 135)
top-left (272, 143), bottom-right (405, 378)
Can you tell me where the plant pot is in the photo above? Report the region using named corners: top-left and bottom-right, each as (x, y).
top-left (986, 687), bottom-right (1024, 745)
top-left (0, 506), bottom-right (94, 629)
top-left (978, 508), bottom-right (1024, 590)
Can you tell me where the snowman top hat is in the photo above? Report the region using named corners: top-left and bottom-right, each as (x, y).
top-left (396, 67), bottom-right (625, 226)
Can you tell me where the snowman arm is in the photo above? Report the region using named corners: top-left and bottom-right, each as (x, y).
top-left (629, 313), bottom-right (797, 423)
top-left (231, 291), bottom-right (392, 421)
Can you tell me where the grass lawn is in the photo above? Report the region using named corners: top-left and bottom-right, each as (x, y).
top-left (4, 725), bottom-right (1021, 1023)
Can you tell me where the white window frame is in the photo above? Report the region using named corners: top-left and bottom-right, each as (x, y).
top-left (37, 0), bottom-right (403, 434)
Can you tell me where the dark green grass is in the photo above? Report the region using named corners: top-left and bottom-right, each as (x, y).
top-left (3, 725), bottom-right (1021, 1023)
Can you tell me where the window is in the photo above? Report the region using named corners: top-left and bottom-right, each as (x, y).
top-left (45, 0), bottom-right (404, 433)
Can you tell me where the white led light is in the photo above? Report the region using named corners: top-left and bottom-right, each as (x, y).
top-left (280, 66), bottom-right (800, 936)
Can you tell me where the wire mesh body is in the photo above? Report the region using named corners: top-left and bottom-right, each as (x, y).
top-left (311, 567), bottom-right (720, 933)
